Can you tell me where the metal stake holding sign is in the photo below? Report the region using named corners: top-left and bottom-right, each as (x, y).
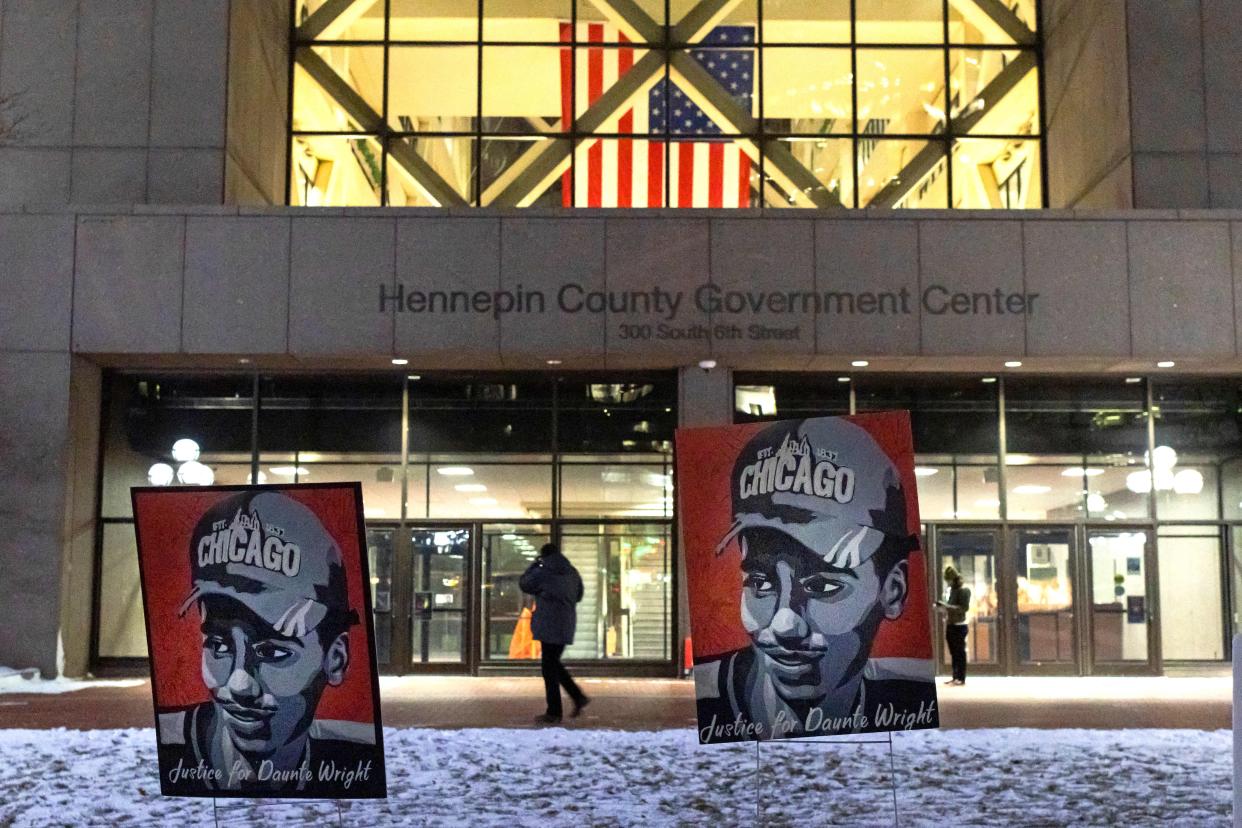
top-left (754, 734), bottom-right (902, 827)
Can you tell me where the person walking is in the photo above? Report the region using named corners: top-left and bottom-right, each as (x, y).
top-left (937, 565), bottom-right (971, 686)
top-left (520, 542), bottom-right (590, 724)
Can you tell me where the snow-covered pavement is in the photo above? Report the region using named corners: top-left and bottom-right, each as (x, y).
top-left (0, 726), bottom-right (1229, 827)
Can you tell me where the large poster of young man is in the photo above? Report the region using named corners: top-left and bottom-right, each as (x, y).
top-left (131, 483), bottom-right (387, 798)
top-left (677, 412), bottom-right (939, 745)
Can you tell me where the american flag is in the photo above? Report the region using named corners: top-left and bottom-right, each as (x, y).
top-left (560, 23), bottom-right (755, 208)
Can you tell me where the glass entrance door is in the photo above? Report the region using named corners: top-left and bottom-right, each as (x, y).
top-left (409, 526), bottom-right (470, 665)
top-left (936, 529), bottom-right (1001, 672)
top-left (1008, 526), bottom-right (1078, 674)
top-left (1087, 529), bottom-right (1159, 674)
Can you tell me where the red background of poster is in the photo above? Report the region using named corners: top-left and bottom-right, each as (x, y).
top-left (676, 412), bottom-right (933, 661)
top-left (132, 485), bottom-right (377, 723)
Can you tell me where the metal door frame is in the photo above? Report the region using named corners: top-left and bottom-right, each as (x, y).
top-left (929, 524), bottom-right (1007, 677)
top-left (1082, 525), bottom-right (1162, 676)
top-left (391, 521), bottom-right (476, 675)
top-left (1003, 524), bottom-right (1082, 676)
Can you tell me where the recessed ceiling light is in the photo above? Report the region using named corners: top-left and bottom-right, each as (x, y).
top-left (391, 358), bottom-right (409, 366)
top-left (838, 377), bottom-right (851, 383)
top-left (238, 357), bottom-right (252, 365)
top-left (1013, 484), bottom-right (1052, 495)
top-left (1125, 377), bottom-right (1142, 384)
top-left (1004, 360), bottom-right (1022, 368)
top-left (455, 483), bottom-right (487, 492)
top-left (981, 377), bottom-right (997, 384)
top-left (1157, 361), bottom-right (1175, 368)
top-left (851, 360), bottom-right (870, 368)
top-left (436, 466), bottom-right (474, 476)
top-left (914, 467), bottom-right (939, 477)
top-left (546, 359), bottom-right (563, 366)
top-left (407, 374), bottom-right (421, 381)
top-left (698, 359), bottom-right (717, 370)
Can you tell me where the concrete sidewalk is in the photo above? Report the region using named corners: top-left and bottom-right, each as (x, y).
top-left (0, 675), bottom-right (1229, 731)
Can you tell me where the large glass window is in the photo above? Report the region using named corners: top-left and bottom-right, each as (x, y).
top-left (95, 371), bottom-right (675, 668)
top-left (559, 523), bottom-right (671, 660)
top-left (1005, 379), bottom-right (1150, 523)
top-left (290, 0), bottom-right (1042, 208)
top-left (856, 376), bottom-right (999, 521)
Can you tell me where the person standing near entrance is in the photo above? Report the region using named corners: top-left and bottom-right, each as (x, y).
top-left (937, 565), bottom-right (971, 686)
top-left (520, 542), bottom-right (590, 724)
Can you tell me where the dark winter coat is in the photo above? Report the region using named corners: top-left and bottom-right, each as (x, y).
top-left (944, 582), bottom-right (971, 626)
top-left (519, 552), bottom-right (583, 645)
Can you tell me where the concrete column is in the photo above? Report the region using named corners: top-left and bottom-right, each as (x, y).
top-left (1126, 0), bottom-right (1210, 208)
top-left (675, 366), bottom-right (733, 674)
top-left (1040, 1), bottom-right (1133, 208)
top-left (224, 0), bottom-right (290, 205)
top-left (59, 357), bottom-right (102, 678)
top-left (0, 352), bottom-right (72, 677)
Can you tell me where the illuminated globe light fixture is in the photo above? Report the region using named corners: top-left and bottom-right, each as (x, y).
top-left (171, 438), bottom-right (200, 463)
top-left (147, 463), bottom-right (175, 486)
top-left (177, 460), bottom-right (214, 486)
top-left (1173, 468), bottom-right (1204, 495)
top-left (1124, 445), bottom-right (1201, 495)
top-left (1125, 470), bottom-right (1153, 494)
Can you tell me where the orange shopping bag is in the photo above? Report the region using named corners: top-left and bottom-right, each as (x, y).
top-left (508, 605), bottom-right (542, 660)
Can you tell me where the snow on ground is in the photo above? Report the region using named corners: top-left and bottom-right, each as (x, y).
top-left (0, 727), bottom-right (1228, 827)
top-left (0, 676), bottom-right (146, 696)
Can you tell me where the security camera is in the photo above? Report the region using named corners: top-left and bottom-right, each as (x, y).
top-left (698, 359), bottom-right (717, 373)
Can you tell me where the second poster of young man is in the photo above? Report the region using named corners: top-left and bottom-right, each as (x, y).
top-left (677, 412), bottom-right (939, 744)
top-left (132, 483), bottom-right (387, 798)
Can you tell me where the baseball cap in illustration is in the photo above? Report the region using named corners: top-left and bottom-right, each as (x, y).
top-left (177, 490), bottom-right (356, 637)
top-left (717, 417), bottom-right (914, 569)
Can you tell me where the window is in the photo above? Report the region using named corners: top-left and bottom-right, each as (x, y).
top-left (94, 370), bottom-right (676, 668)
top-left (290, 0), bottom-right (1042, 208)
top-left (1005, 378), bottom-right (1150, 522)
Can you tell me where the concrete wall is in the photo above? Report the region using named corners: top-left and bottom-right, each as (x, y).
top-left (43, 207), bottom-right (1242, 369)
top-left (224, 0), bottom-right (290, 206)
top-left (0, 0), bottom-right (229, 207)
top-left (1042, 0), bottom-right (1133, 209)
top-left (1125, 0), bottom-right (1242, 209)
top-left (1042, 0), bottom-right (1242, 210)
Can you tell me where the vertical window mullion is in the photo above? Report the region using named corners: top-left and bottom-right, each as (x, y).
top-left (476, 0), bottom-right (484, 207)
top-left (942, 0), bottom-right (954, 209)
top-left (757, 0), bottom-right (765, 209)
top-left (570, 0), bottom-right (578, 208)
top-left (849, 0), bottom-right (859, 208)
top-left (380, 0), bottom-right (391, 205)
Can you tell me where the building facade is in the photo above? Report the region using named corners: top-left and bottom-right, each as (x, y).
top-left (1, 0), bottom-right (1241, 681)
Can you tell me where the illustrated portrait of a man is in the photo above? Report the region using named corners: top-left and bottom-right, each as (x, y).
top-left (154, 490), bottom-right (381, 796)
top-left (693, 418), bottom-right (937, 742)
